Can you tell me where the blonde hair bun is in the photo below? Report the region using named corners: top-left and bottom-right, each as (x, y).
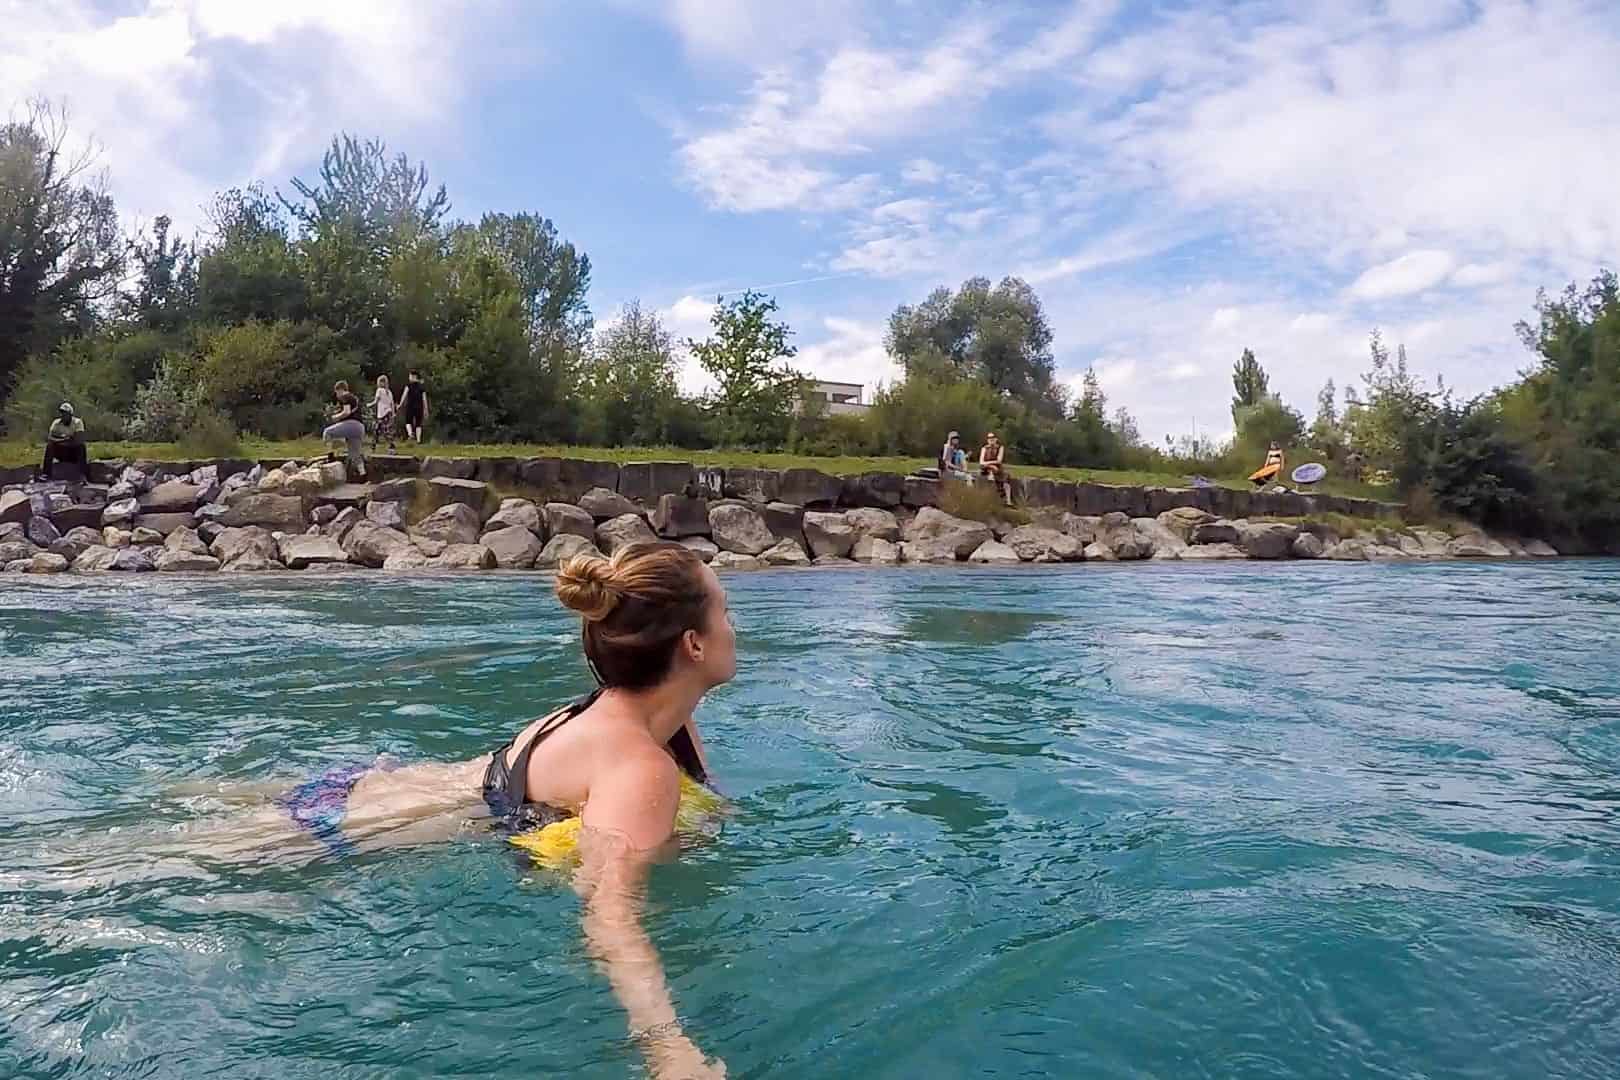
top-left (555, 554), bottom-right (620, 622)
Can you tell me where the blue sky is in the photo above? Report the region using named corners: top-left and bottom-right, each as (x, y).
top-left (6, 0), bottom-right (1618, 442)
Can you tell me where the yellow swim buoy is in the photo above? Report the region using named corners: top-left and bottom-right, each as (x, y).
top-left (508, 773), bottom-right (725, 869)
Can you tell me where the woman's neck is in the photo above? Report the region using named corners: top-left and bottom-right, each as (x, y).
top-left (599, 680), bottom-right (704, 744)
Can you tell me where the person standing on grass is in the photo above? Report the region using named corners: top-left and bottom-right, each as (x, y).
top-left (400, 370), bottom-right (428, 445)
top-left (371, 375), bottom-right (398, 452)
top-left (322, 380), bottom-right (368, 479)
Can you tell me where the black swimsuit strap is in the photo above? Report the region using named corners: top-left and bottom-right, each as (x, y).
top-left (503, 691), bottom-right (601, 809)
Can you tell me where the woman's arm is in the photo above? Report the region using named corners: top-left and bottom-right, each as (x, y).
top-left (577, 753), bottom-right (724, 1079)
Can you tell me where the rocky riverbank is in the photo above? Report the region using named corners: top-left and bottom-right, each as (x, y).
top-left (0, 454), bottom-right (1559, 576)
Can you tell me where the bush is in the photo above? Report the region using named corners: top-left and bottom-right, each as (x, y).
top-left (938, 479), bottom-right (1030, 525)
top-left (178, 406), bottom-right (243, 457)
top-left (2, 339), bottom-right (135, 440)
top-left (868, 376), bottom-right (1007, 458)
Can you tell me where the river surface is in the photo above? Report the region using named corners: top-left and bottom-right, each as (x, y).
top-left (3, 561), bottom-right (1619, 1078)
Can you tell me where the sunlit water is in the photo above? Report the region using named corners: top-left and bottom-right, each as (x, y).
top-left (3, 561), bottom-right (1620, 1079)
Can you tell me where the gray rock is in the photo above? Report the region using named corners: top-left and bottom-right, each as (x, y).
top-left (49, 504), bottom-right (104, 532)
top-left (370, 477), bottom-right (417, 503)
top-left (310, 505), bottom-right (339, 526)
top-left (483, 524), bottom-right (544, 569)
top-left (133, 512), bottom-right (196, 537)
top-left (195, 503), bottom-right (232, 525)
top-left (428, 477), bottom-right (490, 517)
top-left (1191, 520), bottom-right (1241, 546)
top-left (140, 480), bottom-right (202, 513)
top-left (365, 500), bottom-right (406, 531)
top-left (709, 503), bottom-right (775, 555)
top-left (110, 547), bottom-right (156, 572)
top-left (1132, 517), bottom-right (1187, 560)
top-left (1157, 507), bottom-right (1215, 543)
top-left (803, 511), bottom-right (857, 558)
top-left (165, 526), bottom-right (210, 555)
top-left (1291, 532), bottom-right (1326, 559)
top-left (812, 555), bottom-right (859, 568)
top-left (485, 497), bottom-right (542, 536)
top-left (411, 536), bottom-right (448, 558)
top-left (1407, 529), bottom-right (1452, 557)
top-left (536, 533), bottom-right (602, 569)
top-left (969, 540), bottom-right (1023, 564)
top-left (107, 480), bottom-right (139, 501)
top-left (678, 536), bottom-right (719, 563)
top-left (210, 526), bottom-right (279, 568)
top-left (342, 521), bottom-right (416, 568)
top-left (762, 502), bottom-right (805, 542)
top-left (102, 497), bottom-right (141, 526)
top-left (1324, 539), bottom-right (1370, 561)
top-left (102, 527), bottom-right (132, 549)
top-left (845, 507), bottom-right (900, 541)
top-left (760, 537), bottom-right (811, 567)
top-left (220, 494), bottom-right (306, 530)
top-left (0, 522), bottom-right (24, 544)
top-left (851, 536), bottom-right (901, 564)
top-left (1365, 543), bottom-right (1411, 561)
top-left (0, 490), bottom-right (31, 525)
top-left (1060, 513), bottom-right (1100, 544)
top-left (596, 513), bottom-right (657, 556)
top-left (431, 543), bottom-right (497, 571)
top-left (1179, 542), bottom-right (1248, 560)
top-left (419, 457), bottom-right (477, 481)
top-left (710, 551), bottom-right (766, 571)
top-left (322, 506), bottom-right (363, 544)
top-left (411, 503), bottom-right (482, 547)
top-left (1003, 525), bottom-right (1085, 563)
top-left (579, 486), bottom-right (639, 521)
top-left (64, 525), bottom-right (103, 549)
top-left (901, 507), bottom-right (993, 559)
top-left (544, 502), bottom-right (596, 541)
top-left (1237, 521), bottom-right (1300, 560)
top-left (130, 527), bottom-right (165, 546)
top-left (25, 552), bottom-right (70, 574)
top-left (777, 468), bottom-right (843, 508)
top-left (1524, 538), bottom-right (1559, 557)
top-left (1082, 541), bottom-right (1118, 562)
top-left (73, 545), bottom-right (119, 571)
top-left (278, 535), bottom-right (351, 569)
top-left (155, 550), bottom-right (221, 572)
top-left (382, 550), bottom-right (433, 571)
top-left (25, 516), bottom-right (61, 547)
top-left (900, 537), bottom-right (965, 564)
top-left (1447, 533), bottom-right (1511, 558)
top-left (0, 540), bottom-right (37, 565)
top-left (651, 494), bottom-right (710, 538)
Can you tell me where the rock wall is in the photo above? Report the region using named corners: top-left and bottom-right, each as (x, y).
top-left (0, 454), bottom-right (1559, 576)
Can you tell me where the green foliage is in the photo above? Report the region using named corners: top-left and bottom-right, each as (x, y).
top-left (937, 480), bottom-right (1030, 525)
top-left (1425, 398), bottom-right (1539, 533)
top-left (581, 302), bottom-right (681, 446)
top-left (1343, 331), bottom-right (1440, 489)
top-left (867, 374), bottom-right (1007, 457)
top-left (1231, 348), bottom-right (1269, 423)
top-left (177, 406), bottom-right (241, 458)
top-left (887, 276), bottom-right (1062, 414)
top-left (1234, 396), bottom-right (1305, 455)
top-left (2, 338), bottom-right (134, 440)
top-left (689, 291), bottom-right (801, 448)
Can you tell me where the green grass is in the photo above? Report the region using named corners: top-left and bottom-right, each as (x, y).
top-left (0, 437), bottom-right (1389, 500)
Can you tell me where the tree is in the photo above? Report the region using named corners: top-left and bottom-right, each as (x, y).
top-left (583, 301), bottom-right (679, 445)
top-left (0, 100), bottom-right (125, 396)
top-left (1309, 378), bottom-right (1344, 458)
top-left (280, 134), bottom-right (449, 245)
top-left (689, 291), bottom-right (801, 448)
top-left (196, 185), bottom-right (307, 325)
top-left (472, 212), bottom-right (592, 347)
top-left (1230, 347), bottom-right (1269, 424)
top-left (124, 214), bottom-right (197, 333)
top-left (886, 276), bottom-right (1062, 415)
top-left (1342, 330), bottom-right (1439, 489)
top-left (1427, 397), bottom-right (1538, 533)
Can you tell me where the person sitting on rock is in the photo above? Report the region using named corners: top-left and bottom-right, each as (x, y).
top-left (322, 381), bottom-right (368, 480)
top-left (39, 402), bottom-right (89, 484)
top-left (939, 431), bottom-right (969, 480)
top-left (978, 431), bottom-right (1012, 505)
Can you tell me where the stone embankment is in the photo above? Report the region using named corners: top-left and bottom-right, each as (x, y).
top-left (0, 454), bottom-right (1558, 576)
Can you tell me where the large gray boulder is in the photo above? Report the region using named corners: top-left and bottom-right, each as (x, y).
top-left (25, 516), bottom-right (61, 548)
top-left (579, 486), bottom-right (639, 521)
top-left (130, 527), bottom-right (165, 546)
top-left (485, 498), bottom-right (543, 537)
top-left (220, 494), bottom-right (305, 530)
top-left (1157, 507), bottom-right (1215, 543)
top-left (1524, 538), bottom-right (1559, 557)
top-left (365, 499), bottom-right (406, 531)
top-left (1190, 520), bottom-right (1241, 546)
top-left (544, 502), bottom-right (596, 541)
top-left (596, 513), bottom-right (657, 555)
top-left (1002, 525), bottom-right (1084, 563)
top-left (762, 502), bottom-right (805, 543)
top-left (900, 537), bottom-right (964, 564)
top-left (1098, 513), bottom-right (1152, 560)
top-left (343, 522), bottom-right (416, 568)
top-left (902, 507), bottom-right (992, 559)
top-left (845, 507), bottom-right (900, 541)
top-left (102, 526), bottom-right (132, 549)
top-left (0, 522), bottom-right (24, 544)
top-left (1447, 533), bottom-right (1511, 558)
top-left (73, 545), bottom-right (120, 571)
top-left (0, 490), bottom-right (31, 525)
top-left (102, 497), bottom-right (141, 526)
top-left (431, 543), bottom-right (497, 570)
top-left (651, 494), bottom-right (710, 538)
top-left (323, 506), bottom-right (363, 544)
top-left (709, 504), bottom-right (775, 556)
top-left (25, 552), bottom-right (70, 574)
top-left (1291, 532), bottom-right (1326, 559)
top-left (1083, 541), bottom-right (1118, 562)
top-left (1237, 522), bottom-right (1300, 560)
top-left (777, 468), bottom-right (842, 507)
top-left (483, 524), bottom-right (544, 569)
top-left (1133, 517), bottom-right (1187, 561)
top-left (679, 536), bottom-right (719, 563)
top-left (140, 480), bottom-right (202, 513)
top-left (278, 535), bottom-right (351, 569)
top-left (851, 536), bottom-right (901, 564)
top-left (1179, 542), bottom-right (1247, 560)
top-left (536, 533), bottom-right (602, 569)
top-left (802, 511), bottom-right (857, 558)
top-left (411, 503), bottom-right (482, 547)
top-left (370, 477), bottom-right (417, 503)
top-left (1324, 539), bottom-right (1370, 561)
top-left (1406, 529), bottom-right (1452, 557)
top-left (1060, 514), bottom-right (1100, 544)
top-left (110, 547), bottom-right (156, 572)
top-left (710, 550), bottom-right (765, 571)
top-left (133, 512), bottom-right (196, 537)
top-left (155, 549), bottom-right (221, 572)
top-left (760, 537), bottom-right (811, 567)
top-left (428, 477), bottom-right (490, 517)
top-left (411, 536), bottom-right (448, 559)
top-left (969, 540), bottom-right (1022, 565)
top-left (383, 549), bottom-right (433, 571)
top-left (211, 526), bottom-right (279, 568)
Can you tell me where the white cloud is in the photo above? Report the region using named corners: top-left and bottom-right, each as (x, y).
top-left (1167, 361), bottom-right (1201, 381)
top-left (1347, 250), bottom-right (1457, 300)
top-left (795, 317), bottom-right (903, 395)
top-left (901, 158), bottom-right (944, 185)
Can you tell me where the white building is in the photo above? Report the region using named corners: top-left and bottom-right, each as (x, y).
top-left (798, 379), bottom-right (869, 416)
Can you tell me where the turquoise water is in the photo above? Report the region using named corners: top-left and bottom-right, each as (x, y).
top-left (4, 561), bottom-right (1620, 1078)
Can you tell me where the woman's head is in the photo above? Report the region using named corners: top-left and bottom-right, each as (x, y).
top-left (377, 374), bottom-right (390, 388)
top-left (334, 380), bottom-right (350, 394)
top-left (555, 543), bottom-right (735, 692)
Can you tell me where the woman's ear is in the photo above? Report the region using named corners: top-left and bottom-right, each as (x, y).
top-left (683, 627), bottom-right (704, 663)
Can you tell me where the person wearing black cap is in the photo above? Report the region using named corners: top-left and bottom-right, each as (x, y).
top-left (39, 402), bottom-right (89, 483)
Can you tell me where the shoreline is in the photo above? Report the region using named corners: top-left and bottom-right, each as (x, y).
top-left (0, 454), bottom-right (1565, 577)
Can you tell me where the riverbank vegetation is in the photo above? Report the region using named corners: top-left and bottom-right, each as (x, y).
top-left (2, 102), bottom-right (1615, 547)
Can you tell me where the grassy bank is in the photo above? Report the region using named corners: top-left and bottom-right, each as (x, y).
top-left (0, 438), bottom-right (1390, 500)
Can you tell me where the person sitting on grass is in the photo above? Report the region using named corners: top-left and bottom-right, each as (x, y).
top-left (978, 431), bottom-right (1012, 505)
top-left (39, 402), bottom-right (89, 484)
top-left (321, 380), bottom-right (368, 480)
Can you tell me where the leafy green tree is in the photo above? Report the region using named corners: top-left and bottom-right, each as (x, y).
top-left (689, 291), bottom-right (801, 448)
top-left (1426, 397), bottom-right (1538, 533)
top-left (0, 100), bottom-right (125, 399)
top-left (1343, 330), bottom-right (1439, 488)
top-left (471, 212), bottom-right (592, 346)
top-left (1308, 378), bottom-right (1344, 458)
top-left (196, 185), bottom-right (308, 325)
top-left (1230, 347), bottom-right (1269, 424)
top-left (582, 302), bottom-right (679, 446)
top-left (886, 276), bottom-right (1062, 415)
top-left (122, 215), bottom-right (196, 334)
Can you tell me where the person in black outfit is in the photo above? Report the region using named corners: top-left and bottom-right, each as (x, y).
top-left (400, 371), bottom-right (428, 444)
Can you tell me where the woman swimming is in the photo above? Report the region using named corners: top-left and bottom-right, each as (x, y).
top-left (160, 542), bottom-right (734, 1079)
